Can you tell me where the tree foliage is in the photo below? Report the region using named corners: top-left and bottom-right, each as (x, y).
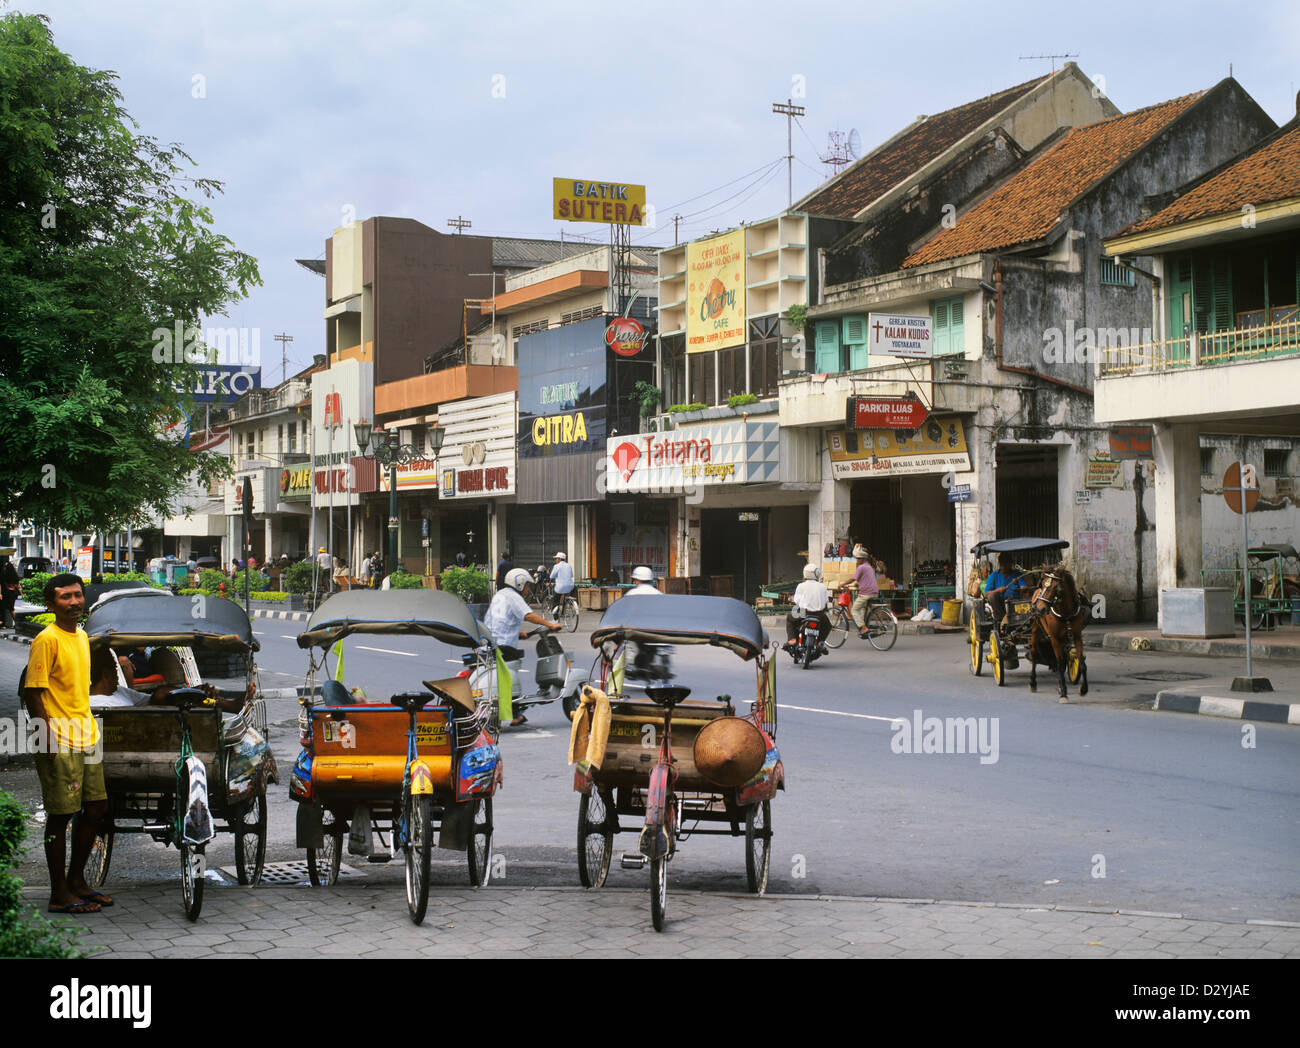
top-left (0, 13), bottom-right (260, 531)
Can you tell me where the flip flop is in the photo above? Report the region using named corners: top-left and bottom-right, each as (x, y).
top-left (78, 891), bottom-right (113, 907)
top-left (48, 900), bottom-right (101, 914)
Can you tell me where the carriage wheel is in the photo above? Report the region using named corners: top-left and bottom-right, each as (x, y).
top-left (744, 800), bottom-right (771, 896)
top-left (179, 841), bottom-right (205, 922)
top-left (577, 790), bottom-right (613, 888)
top-left (968, 615), bottom-right (983, 676)
top-left (1067, 648), bottom-right (1084, 685)
top-left (650, 855), bottom-right (668, 932)
top-left (234, 794), bottom-right (267, 886)
top-left (825, 607), bottom-right (849, 649)
top-left (467, 797), bottom-right (493, 888)
top-left (989, 631), bottom-right (1006, 687)
top-left (307, 808), bottom-right (343, 887)
top-left (404, 794), bottom-right (432, 925)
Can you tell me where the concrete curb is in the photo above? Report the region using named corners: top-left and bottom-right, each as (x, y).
top-left (252, 609), bottom-right (311, 622)
top-left (1, 630), bottom-right (32, 646)
top-left (1155, 689), bottom-right (1300, 725)
top-left (1099, 630), bottom-right (1300, 660)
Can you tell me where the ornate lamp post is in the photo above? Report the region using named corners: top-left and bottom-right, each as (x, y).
top-left (354, 419), bottom-right (444, 578)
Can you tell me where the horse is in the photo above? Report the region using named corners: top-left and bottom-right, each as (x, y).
top-left (1027, 565), bottom-right (1088, 702)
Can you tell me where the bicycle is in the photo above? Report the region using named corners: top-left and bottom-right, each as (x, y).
top-left (836, 589), bottom-right (897, 651)
top-left (550, 592), bottom-right (580, 632)
top-left (159, 688), bottom-right (219, 922)
top-left (392, 691), bottom-right (438, 924)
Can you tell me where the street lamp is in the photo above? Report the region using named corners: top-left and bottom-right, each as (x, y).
top-left (355, 419), bottom-right (444, 578)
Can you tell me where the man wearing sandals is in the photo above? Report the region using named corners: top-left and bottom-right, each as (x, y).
top-left (847, 544), bottom-right (879, 639)
top-left (22, 574), bottom-right (112, 914)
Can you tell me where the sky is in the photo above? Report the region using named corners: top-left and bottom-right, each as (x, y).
top-left (11, 0), bottom-right (1300, 383)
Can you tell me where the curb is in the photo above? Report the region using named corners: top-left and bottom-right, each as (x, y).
top-left (1, 631), bottom-right (32, 646)
top-left (252, 609), bottom-right (311, 622)
top-left (1101, 631), bottom-right (1300, 660)
top-left (1154, 689), bottom-right (1300, 725)
top-left (260, 685), bottom-right (321, 700)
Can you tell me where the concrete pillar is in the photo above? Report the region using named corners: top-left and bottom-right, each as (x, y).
top-left (684, 501), bottom-right (702, 576)
top-left (810, 439), bottom-right (850, 558)
top-left (487, 503), bottom-right (509, 573)
top-left (956, 422), bottom-right (998, 591)
top-left (1152, 422), bottom-right (1202, 616)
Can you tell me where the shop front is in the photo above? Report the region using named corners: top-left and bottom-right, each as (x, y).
top-left (433, 390), bottom-right (517, 572)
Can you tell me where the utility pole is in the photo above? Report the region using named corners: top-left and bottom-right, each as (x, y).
top-left (274, 332), bottom-right (294, 385)
top-left (447, 216), bottom-right (472, 234)
top-left (772, 98), bottom-right (806, 208)
top-left (673, 213), bottom-right (683, 245)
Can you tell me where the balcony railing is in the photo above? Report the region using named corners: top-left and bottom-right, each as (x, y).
top-left (1096, 316), bottom-right (1300, 377)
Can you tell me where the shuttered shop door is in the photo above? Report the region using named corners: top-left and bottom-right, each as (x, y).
top-left (995, 446), bottom-right (1059, 539)
top-left (512, 510), bottom-right (567, 574)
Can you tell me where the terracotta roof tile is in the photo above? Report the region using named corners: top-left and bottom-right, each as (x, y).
top-left (902, 92), bottom-right (1205, 268)
top-left (1121, 122), bottom-right (1300, 235)
top-left (799, 75), bottom-right (1049, 219)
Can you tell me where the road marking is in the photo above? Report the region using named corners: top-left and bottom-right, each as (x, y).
top-left (280, 635), bottom-right (298, 640)
top-left (778, 703), bottom-right (904, 724)
top-left (252, 631), bottom-right (266, 636)
top-left (357, 645), bottom-right (419, 657)
top-left (502, 730), bottom-right (555, 739)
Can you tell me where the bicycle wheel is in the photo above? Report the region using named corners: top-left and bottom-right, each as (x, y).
top-left (866, 606), bottom-right (898, 651)
top-left (233, 794), bottom-right (267, 886)
top-left (561, 597), bottom-right (580, 633)
top-left (404, 794), bottom-right (432, 924)
top-left (467, 797), bottom-right (493, 888)
top-left (577, 790), bottom-right (613, 888)
top-left (179, 841), bottom-right (204, 922)
top-left (745, 800), bottom-right (771, 896)
top-left (825, 607), bottom-right (849, 649)
top-left (307, 808), bottom-right (343, 887)
top-left (650, 855), bottom-right (667, 932)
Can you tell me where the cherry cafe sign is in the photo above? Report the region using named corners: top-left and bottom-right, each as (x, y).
top-left (847, 396), bottom-right (930, 431)
top-left (605, 316), bottom-right (650, 358)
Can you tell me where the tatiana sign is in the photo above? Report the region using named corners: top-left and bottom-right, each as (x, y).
top-left (604, 419), bottom-right (781, 493)
top-left (867, 313), bottom-right (932, 359)
top-left (847, 396), bottom-right (930, 430)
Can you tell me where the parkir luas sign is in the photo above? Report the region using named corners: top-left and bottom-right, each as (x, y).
top-left (553, 179), bottom-right (646, 225)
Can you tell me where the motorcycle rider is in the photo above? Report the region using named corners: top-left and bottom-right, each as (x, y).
top-left (483, 567), bottom-right (560, 726)
top-left (625, 566), bottom-right (666, 677)
top-left (784, 562), bottom-right (831, 658)
top-left (627, 565), bottom-right (661, 597)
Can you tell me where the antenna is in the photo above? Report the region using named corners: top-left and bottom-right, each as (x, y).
top-left (447, 216), bottom-right (472, 234)
top-left (273, 332), bottom-right (293, 384)
top-left (848, 129), bottom-right (861, 159)
top-left (772, 98), bottom-right (806, 207)
top-left (1018, 52), bottom-right (1079, 73)
top-left (820, 131), bottom-right (853, 178)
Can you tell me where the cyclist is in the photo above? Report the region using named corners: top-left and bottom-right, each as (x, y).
top-left (483, 568), bottom-right (560, 726)
top-left (846, 543), bottom-right (879, 640)
top-left (784, 562), bottom-right (831, 657)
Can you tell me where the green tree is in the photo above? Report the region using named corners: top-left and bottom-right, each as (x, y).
top-left (0, 12), bottom-right (260, 532)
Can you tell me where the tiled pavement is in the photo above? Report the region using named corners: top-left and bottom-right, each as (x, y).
top-left (30, 883), bottom-right (1300, 958)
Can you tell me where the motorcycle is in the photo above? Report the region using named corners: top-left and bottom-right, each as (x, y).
top-left (467, 625), bottom-right (587, 719)
top-left (788, 611), bottom-right (827, 669)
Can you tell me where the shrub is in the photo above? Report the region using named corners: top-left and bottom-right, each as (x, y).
top-left (101, 572), bottom-right (161, 587)
top-left (786, 303), bottom-right (808, 330)
top-left (667, 402), bottom-right (708, 414)
top-left (230, 568), bottom-right (270, 593)
top-left (0, 790), bottom-right (83, 958)
top-left (282, 560), bottom-right (316, 595)
top-left (197, 568), bottom-right (228, 593)
top-left (388, 570), bottom-right (425, 591)
top-left (177, 588), bottom-right (204, 597)
top-left (728, 393), bottom-right (759, 409)
top-left (27, 613), bottom-right (54, 627)
top-left (19, 572), bottom-right (52, 606)
top-left (252, 591), bottom-right (288, 602)
top-left (632, 380), bottom-right (661, 417)
top-left (438, 566), bottom-right (491, 602)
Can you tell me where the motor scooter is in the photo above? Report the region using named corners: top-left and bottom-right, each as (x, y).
top-left (466, 625), bottom-right (587, 719)
top-left (788, 611), bottom-right (826, 669)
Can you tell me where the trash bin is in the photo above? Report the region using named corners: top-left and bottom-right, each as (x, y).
top-left (941, 599), bottom-right (962, 625)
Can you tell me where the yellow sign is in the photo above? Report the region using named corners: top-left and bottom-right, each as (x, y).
top-left (687, 230), bottom-right (746, 353)
top-left (415, 723), bottom-right (449, 746)
top-left (553, 178), bottom-right (645, 225)
top-left (827, 417), bottom-right (971, 479)
top-left (532, 411), bottom-right (589, 446)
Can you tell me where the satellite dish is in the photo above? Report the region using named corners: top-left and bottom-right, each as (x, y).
top-left (847, 129), bottom-right (862, 159)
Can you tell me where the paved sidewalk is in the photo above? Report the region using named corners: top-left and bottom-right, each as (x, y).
top-left (30, 883), bottom-right (1300, 958)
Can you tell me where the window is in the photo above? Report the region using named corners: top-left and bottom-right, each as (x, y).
top-left (560, 305), bottom-right (603, 326)
top-left (813, 320), bottom-right (840, 373)
top-left (688, 351), bottom-right (716, 406)
top-left (748, 316), bottom-right (780, 397)
top-left (721, 346), bottom-right (746, 400)
top-left (1200, 448), bottom-right (1214, 476)
top-left (842, 314), bottom-right (869, 370)
top-left (1264, 449), bottom-right (1290, 477)
top-left (662, 335), bottom-right (686, 408)
top-left (1100, 257), bottom-right (1136, 287)
top-left (932, 296), bottom-right (965, 356)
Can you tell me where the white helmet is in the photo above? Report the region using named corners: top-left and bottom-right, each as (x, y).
top-left (803, 562), bottom-right (821, 580)
top-left (554, 552), bottom-right (566, 561)
top-left (504, 568), bottom-right (533, 593)
top-left (631, 566), bottom-right (655, 583)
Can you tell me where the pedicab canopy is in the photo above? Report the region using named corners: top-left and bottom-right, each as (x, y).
top-left (85, 592), bottom-right (258, 652)
top-left (296, 589), bottom-right (486, 650)
top-left (970, 538), bottom-right (1070, 557)
top-left (591, 595), bottom-right (768, 660)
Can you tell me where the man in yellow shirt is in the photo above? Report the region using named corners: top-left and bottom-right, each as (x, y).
top-left (23, 573), bottom-right (111, 913)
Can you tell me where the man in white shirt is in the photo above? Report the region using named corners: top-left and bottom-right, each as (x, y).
top-left (784, 563), bottom-right (831, 655)
top-left (549, 552), bottom-right (574, 596)
top-left (626, 565), bottom-right (661, 597)
top-left (483, 568), bottom-right (560, 726)
top-left (625, 567), bottom-right (667, 677)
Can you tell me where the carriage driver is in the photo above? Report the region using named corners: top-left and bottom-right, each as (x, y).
top-left (984, 554), bottom-right (1024, 630)
top-left (784, 563), bottom-right (832, 656)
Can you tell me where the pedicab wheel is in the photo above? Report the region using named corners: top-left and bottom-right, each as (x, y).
top-left (1067, 648), bottom-right (1084, 685)
top-left (577, 790), bottom-right (613, 888)
top-left (866, 606), bottom-right (897, 651)
top-left (307, 808), bottom-right (343, 887)
top-left (650, 855), bottom-right (667, 932)
top-left (467, 797), bottom-right (493, 888)
top-left (969, 615), bottom-right (983, 676)
top-left (405, 794), bottom-right (432, 925)
top-left (179, 841), bottom-right (204, 922)
top-left (989, 631), bottom-right (1005, 687)
top-left (233, 794), bottom-right (267, 886)
top-left (561, 598), bottom-right (580, 633)
top-left (825, 607), bottom-right (849, 649)
top-left (744, 800), bottom-right (771, 896)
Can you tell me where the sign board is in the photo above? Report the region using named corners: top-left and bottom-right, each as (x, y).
top-left (827, 417), bottom-right (970, 480)
top-left (1109, 425), bottom-right (1154, 460)
top-left (847, 396), bottom-right (930, 431)
top-left (388, 391), bottom-right (515, 498)
top-left (185, 365), bottom-right (262, 404)
top-left (1223, 462), bottom-right (1259, 515)
top-left (311, 359), bottom-right (374, 507)
top-left (605, 316), bottom-right (650, 358)
top-left (1085, 457), bottom-right (1124, 489)
top-left (553, 178), bottom-right (646, 225)
top-left (686, 230), bottom-right (746, 353)
top-left (1074, 489), bottom-right (1094, 504)
top-left (605, 419), bottom-right (782, 493)
top-left (867, 313), bottom-right (932, 359)
top-left (947, 484), bottom-right (972, 503)
top-left (76, 547), bottom-right (94, 581)
top-left (279, 466), bottom-right (312, 502)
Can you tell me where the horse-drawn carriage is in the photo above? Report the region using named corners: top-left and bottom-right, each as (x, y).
top-left (967, 538), bottom-right (1088, 700)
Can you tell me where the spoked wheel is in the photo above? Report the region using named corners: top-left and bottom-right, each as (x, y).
top-left (179, 841), bottom-right (205, 922)
top-left (826, 608), bottom-right (849, 649)
top-left (866, 606), bottom-right (898, 651)
top-left (307, 808), bottom-right (343, 887)
top-left (745, 800), bottom-right (771, 895)
top-left (1067, 648), bottom-right (1084, 685)
top-left (650, 855), bottom-right (667, 932)
top-left (233, 794), bottom-right (267, 886)
top-left (577, 790), bottom-right (613, 888)
top-left (989, 631), bottom-right (1006, 686)
top-left (467, 797), bottom-right (493, 887)
top-left (969, 615), bottom-right (983, 676)
top-left (561, 598), bottom-right (580, 633)
top-left (404, 794), bottom-right (432, 924)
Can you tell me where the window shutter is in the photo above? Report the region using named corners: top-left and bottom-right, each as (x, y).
top-left (945, 297), bottom-right (964, 356)
top-left (932, 299), bottom-right (949, 355)
top-left (814, 321), bottom-right (840, 373)
top-left (842, 315), bottom-right (869, 370)
top-left (1211, 258), bottom-right (1233, 332)
top-left (1192, 254), bottom-right (1212, 333)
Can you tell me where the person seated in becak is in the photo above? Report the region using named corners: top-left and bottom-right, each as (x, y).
top-left (88, 648), bottom-right (249, 711)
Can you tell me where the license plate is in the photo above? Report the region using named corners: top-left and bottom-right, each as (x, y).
top-left (1013, 602), bottom-right (1031, 614)
top-left (416, 723), bottom-right (448, 746)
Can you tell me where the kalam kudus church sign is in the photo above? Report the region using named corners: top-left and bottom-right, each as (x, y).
top-left (867, 312), bottom-right (932, 359)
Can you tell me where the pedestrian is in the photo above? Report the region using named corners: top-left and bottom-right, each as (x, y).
top-left (315, 546), bottom-right (331, 592)
top-left (455, 550), bottom-right (468, 568)
top-left (495, 547), bottom-right (513, 591)
top-left (186, 555), bottom-right (197, 576)
top-left (847, 544), bottom-right (879, 640)
top-left (1, 561), bottom-right (19, 630)
top-left (358, 553), bottom-right (372, 587)
top-left (22, 573), bottom-right (112, 913)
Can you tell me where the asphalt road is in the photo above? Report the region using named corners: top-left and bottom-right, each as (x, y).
top-left (1, 625), bottom-right (1297, 922)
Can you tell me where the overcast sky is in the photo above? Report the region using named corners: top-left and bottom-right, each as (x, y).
top-left (13, 0), bottom-right (1300, 382)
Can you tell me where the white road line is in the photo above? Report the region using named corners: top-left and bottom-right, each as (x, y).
top-left (280, 635), bottom-right (298, 640)
top-left (252, 631), bottom-right (266, 635)
top-left (778, 703), bottom-right (904, 724)
top-left (357, 645), bottom-right (419, 657)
